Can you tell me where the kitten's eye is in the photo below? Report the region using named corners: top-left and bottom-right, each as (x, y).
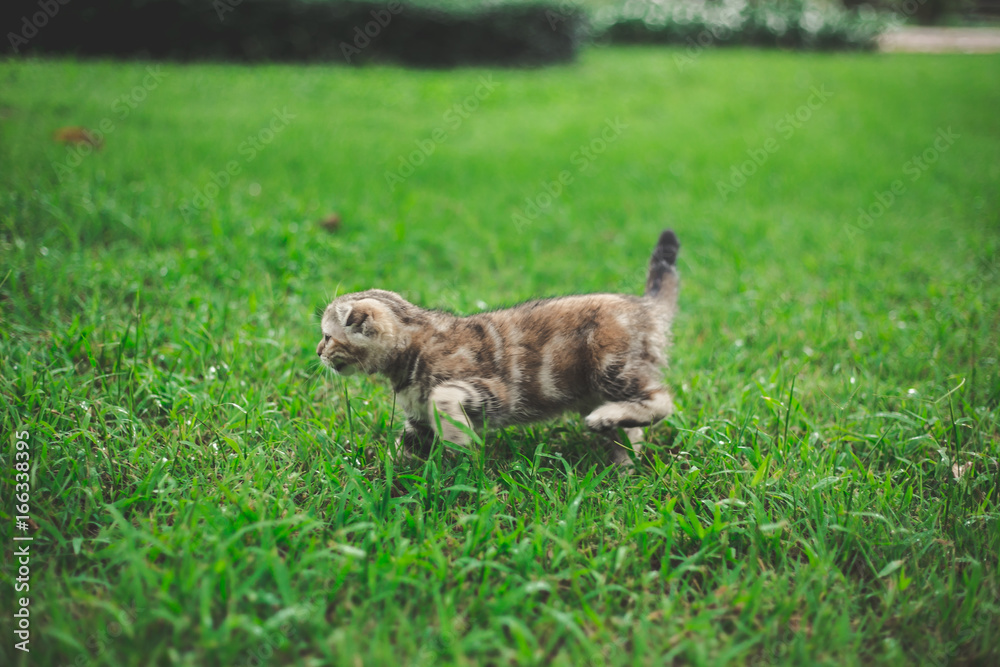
top-left (324, 335), bottom-right (331, 342)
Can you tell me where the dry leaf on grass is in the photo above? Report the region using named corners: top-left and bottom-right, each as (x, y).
top-left (53, 126), bottom-right (104, 149)
top-left (318, 213), bottom-right (341, 232)
top-left (952, 461), bottom-right (973, 481)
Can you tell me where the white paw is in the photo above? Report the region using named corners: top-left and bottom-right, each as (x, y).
top-left (585, 403), bottom-right (631, 431)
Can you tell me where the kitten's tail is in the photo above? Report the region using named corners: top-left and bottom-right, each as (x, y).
top-left (644, 229), bottom-right (680, 313)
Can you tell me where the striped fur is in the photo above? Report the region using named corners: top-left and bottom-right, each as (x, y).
top-left (316, 230), bottom-right (680, 466)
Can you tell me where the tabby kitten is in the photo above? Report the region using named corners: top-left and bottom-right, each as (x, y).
top-left (316, 230), bottom-right (680, 466)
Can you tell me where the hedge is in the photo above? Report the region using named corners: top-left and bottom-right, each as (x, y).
top-left (2, 0), bottom-right (587, 66)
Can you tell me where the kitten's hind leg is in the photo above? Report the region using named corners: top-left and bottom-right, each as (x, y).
top-left (606, 427), bottom-right (646, 468)
top-left (585, 388), bottom-right (673, 431)
top-left (585, 388), bottom-right (673, 464)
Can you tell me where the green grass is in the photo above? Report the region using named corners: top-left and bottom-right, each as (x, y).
top-left (1, 49), bottom-right (999, 666)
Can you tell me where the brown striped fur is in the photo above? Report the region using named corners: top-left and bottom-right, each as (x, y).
top-left (316, 230), bottom-right (681, 466)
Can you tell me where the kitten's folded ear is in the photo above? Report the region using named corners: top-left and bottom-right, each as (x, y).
top-left (338, 299), bottom-right (392, 337)
top-left (345, 308), bottom-right (371, 334)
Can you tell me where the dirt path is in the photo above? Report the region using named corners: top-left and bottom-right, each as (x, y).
top-left (878, 26), bottom-right (1000, 53)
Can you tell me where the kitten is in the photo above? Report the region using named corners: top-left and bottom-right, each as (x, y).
top-left (316, 230), bottom-right (680, 466)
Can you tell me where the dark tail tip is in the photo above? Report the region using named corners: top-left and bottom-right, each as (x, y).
top-left (652, 229), bottom-right (680, 267)
top-left (645, 229), bottom-right (680, 300)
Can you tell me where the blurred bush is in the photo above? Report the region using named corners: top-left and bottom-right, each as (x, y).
top-left (1, 0), bottom-right (586, 66)
top-left (594, 0), bottom-right (890, 50)
top-left (842, 0), bottom-right (976, 25)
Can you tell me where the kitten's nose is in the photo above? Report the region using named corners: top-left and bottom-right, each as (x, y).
top-left (316, 341), bottom-right (324, 357)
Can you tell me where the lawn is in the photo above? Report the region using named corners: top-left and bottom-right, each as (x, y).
top-left (1, 48), bottom-right (999, 666)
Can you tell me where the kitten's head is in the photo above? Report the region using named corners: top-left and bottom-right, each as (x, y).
top-left (316, 291), bottom-right (406, 376)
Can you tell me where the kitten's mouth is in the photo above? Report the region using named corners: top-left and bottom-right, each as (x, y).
top-left (330, 360), bottom-right (357, 375)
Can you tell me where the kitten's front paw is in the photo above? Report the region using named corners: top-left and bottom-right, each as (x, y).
top-left (585, 403), bottom-right (637, 431)
top-left (585, 413), bottom-right (616, 431)
top-left (585, 403), bottom-right (655, 432)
